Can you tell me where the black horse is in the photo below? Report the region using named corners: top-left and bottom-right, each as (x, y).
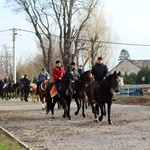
top-left (20, 80), bottom-right (31, 102)
top-left (46, 68), bottom-right (75, 120)
top-left (86, 71), bottom-right (121, 124)
top-left (0, 80), bottom-right (4, 99)
top-left (73, 70), bottom-right (93, 118)
top-left (2, 80), bottom-right (14, 100)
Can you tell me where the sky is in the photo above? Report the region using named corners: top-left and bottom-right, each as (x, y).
top-left (0, 0), bottom-right (150, 68)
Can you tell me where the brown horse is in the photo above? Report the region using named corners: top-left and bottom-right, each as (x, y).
top-left (73, 70), bottom-right (93, 118)
top-left (30, 83), bottom-right (39, 103)
top-left (38, 79), bottom-right (49, 110)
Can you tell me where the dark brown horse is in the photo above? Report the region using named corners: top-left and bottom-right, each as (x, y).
top-left (73, 70), bottom-right (93, 118)
top-left (86, 71), bottom-right (121, 124)
top-left (20, 80), bottom-right (31, 102)
top-left (46, 68), bottom-right (75, 120)
top-left (38, 79), bottom-right (49, 110)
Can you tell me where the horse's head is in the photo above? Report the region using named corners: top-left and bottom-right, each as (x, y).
top-left (108, 71), bottom-right (121, 93)
top-left (79, 70), bottom-right (93, 83)
top-left (64, 66), bottom-right (76, 83)
top-left (41, 78), bottom-right (49, 90)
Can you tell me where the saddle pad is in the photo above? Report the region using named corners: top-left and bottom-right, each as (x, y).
top-left (50, 85), bottom-right (57, 98)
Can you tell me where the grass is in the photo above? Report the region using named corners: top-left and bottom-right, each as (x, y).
top-left (116, 95), bottom-right (150, 106)
top-left (0, 130), bottom-right (28, 150)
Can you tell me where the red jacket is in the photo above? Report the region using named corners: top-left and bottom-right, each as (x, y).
top-left (52, 66), bottom-right (66, 82)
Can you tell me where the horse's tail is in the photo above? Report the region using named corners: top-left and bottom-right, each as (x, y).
top-left (45, 83), bottom-right (52, 114)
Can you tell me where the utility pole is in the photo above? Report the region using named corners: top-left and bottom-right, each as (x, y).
top-left (13, 28), bottom-right (17, 83)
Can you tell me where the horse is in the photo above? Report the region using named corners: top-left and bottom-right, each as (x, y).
top-left (12, 82), bottom-right (20, 98)
top-left (86, 71), bottom-right (121, 124)
top-left (2, 80), bottom-right (14, 100)
top-left (73, 70), bottom-right (93, 118)
top-left (46, 68), bottom-right (75, 120)
top-left (30, 83), bottom-right (39, 103)
top-left (0, 80), bottom-right (4, 99)
top-left (20, 80), bottom-right (31, 102)
top-left (38, 78), bottom-right (49, 110)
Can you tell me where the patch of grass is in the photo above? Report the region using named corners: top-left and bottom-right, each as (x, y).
top-left (116, 96), bottom-right (150, 106)
top-left (0, 130), bottom-right (28, 150)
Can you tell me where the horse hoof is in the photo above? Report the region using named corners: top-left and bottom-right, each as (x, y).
top-left (51, 116), bottom-right (55, 119)
top-left (63, 114), bottom-right (66, 118)
top-left (94, 118), bottom-right (99, 122)
top-left (83, 114), bottom-right (86, 118)
top-left (109, 121), bottom-right (113, 125)
top-left (74, 112), bottom-right (78, 115)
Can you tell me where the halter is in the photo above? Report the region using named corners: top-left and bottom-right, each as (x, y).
top-left (40, 80), bottom-right (48, 91)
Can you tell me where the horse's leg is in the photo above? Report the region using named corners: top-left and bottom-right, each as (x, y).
top-left (24, 92), bottom-right (28, 102)
top-left (99, 104), bottom-right (104, 122)
top-left (103, 103), bottom-right (106, 116)
top-left (51, 98), bottom-right (57, 119)
top-left (82, 99), bottom-right (86, 118)
top-left (59, 97), bottom-right (67, 118)
top-left (107, 102), bottom-right (113, 125)
top-left (91, 103), bottom-right (98, 122)
top-left (41, 98), bottom-right (45, 110)
top-left (74, 98), bottom-right (81, 116)
top-left (66, 98), bottom-right (72, 120)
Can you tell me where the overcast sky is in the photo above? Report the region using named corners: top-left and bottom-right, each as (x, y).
top-left (0, 0), bottom-right (150, 67)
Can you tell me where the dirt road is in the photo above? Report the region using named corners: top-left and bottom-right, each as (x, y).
top-left (0, 99), bottom-right (150, 150)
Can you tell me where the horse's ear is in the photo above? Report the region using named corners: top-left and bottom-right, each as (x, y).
top-left (117, 71), bottom-right (121, 76)
top-left (113, 71), bottom-right (117, 75)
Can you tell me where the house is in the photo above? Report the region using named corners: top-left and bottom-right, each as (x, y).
top-left (110, 59), bottom-right (150, 75)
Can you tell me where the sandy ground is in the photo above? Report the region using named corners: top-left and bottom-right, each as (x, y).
top-left (0, 98), bottom-right (150, 150)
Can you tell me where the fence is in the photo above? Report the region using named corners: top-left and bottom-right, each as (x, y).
top-left (116, 84), bottom-right (150, 97)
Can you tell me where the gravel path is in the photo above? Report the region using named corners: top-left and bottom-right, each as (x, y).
top-left (0, 99), bottom-right (150, 150)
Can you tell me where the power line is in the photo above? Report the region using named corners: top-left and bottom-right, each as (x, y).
top-left (1, 28), bottom-right (150, 47)
top-left (0, 29), bottom-right (12, 33)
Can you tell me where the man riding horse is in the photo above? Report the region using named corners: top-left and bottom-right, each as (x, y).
top-left (52, 60), bottom-right (66, 95)
top-left (92, 57), bottom-right (108, 101)
top-left (36, 67), bottom-right (50, 95)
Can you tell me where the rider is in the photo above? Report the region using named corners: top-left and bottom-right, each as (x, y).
top-left (52, 60), bottom-right (66, 94)
top-left (69, 62), bottom-right (80, 79)
top-left (33, 76), bottom-right (38, 84)
top-left (19, 75), bottom-right (24, 87)
top-left (22, 74), bottom-right (30, 85)
top-left (91, 57), bottom-right (108, 101)
top-left (78, 65), bottom-right (84, 76)
top-left (69, 62), bottom-right (80, 94)
top-left (3, 75), bottom-right (9, 89)
top-left (36, 67), bottom-right (50, 95)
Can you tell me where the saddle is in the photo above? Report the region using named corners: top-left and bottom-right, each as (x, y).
top-left (50, 84), bottom-right (57, 98)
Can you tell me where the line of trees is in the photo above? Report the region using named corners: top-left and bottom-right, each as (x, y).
top-left (124, 66), bottom-right (150, 84)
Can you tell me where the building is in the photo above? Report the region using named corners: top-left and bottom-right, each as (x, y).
top-left (110, 59), bottom-right (150, 75)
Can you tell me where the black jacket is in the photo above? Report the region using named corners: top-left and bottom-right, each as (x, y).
top-left (91, 63), bottom-right (108, 81)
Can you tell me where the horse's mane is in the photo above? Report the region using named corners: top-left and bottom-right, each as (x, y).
top-left (78, 70), bottom-right (91, 81)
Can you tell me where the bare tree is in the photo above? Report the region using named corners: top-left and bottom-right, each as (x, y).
top-left (0, 45), bottom-right (13, 78)
top-left (78, 4), bottom-right (115, 68)
top-left (7, 0), bottom-right (54, 73)
top-left (7, 0), bottom-right (98, 70)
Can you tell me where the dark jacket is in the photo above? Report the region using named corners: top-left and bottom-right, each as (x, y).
top-left (70, 68), bottom-right (80, 79)
top-left (91, 63), bottom-right (108, 81)
top-left (78, 69), bottom-right (84, 76)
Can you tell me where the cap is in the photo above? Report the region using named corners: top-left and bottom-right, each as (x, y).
top-left (56, 60), bottom-right (61, 64)
top-left (97, 57), bottom-right (103, 60)
top-left (70, 62), bottom-right (75, 66)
